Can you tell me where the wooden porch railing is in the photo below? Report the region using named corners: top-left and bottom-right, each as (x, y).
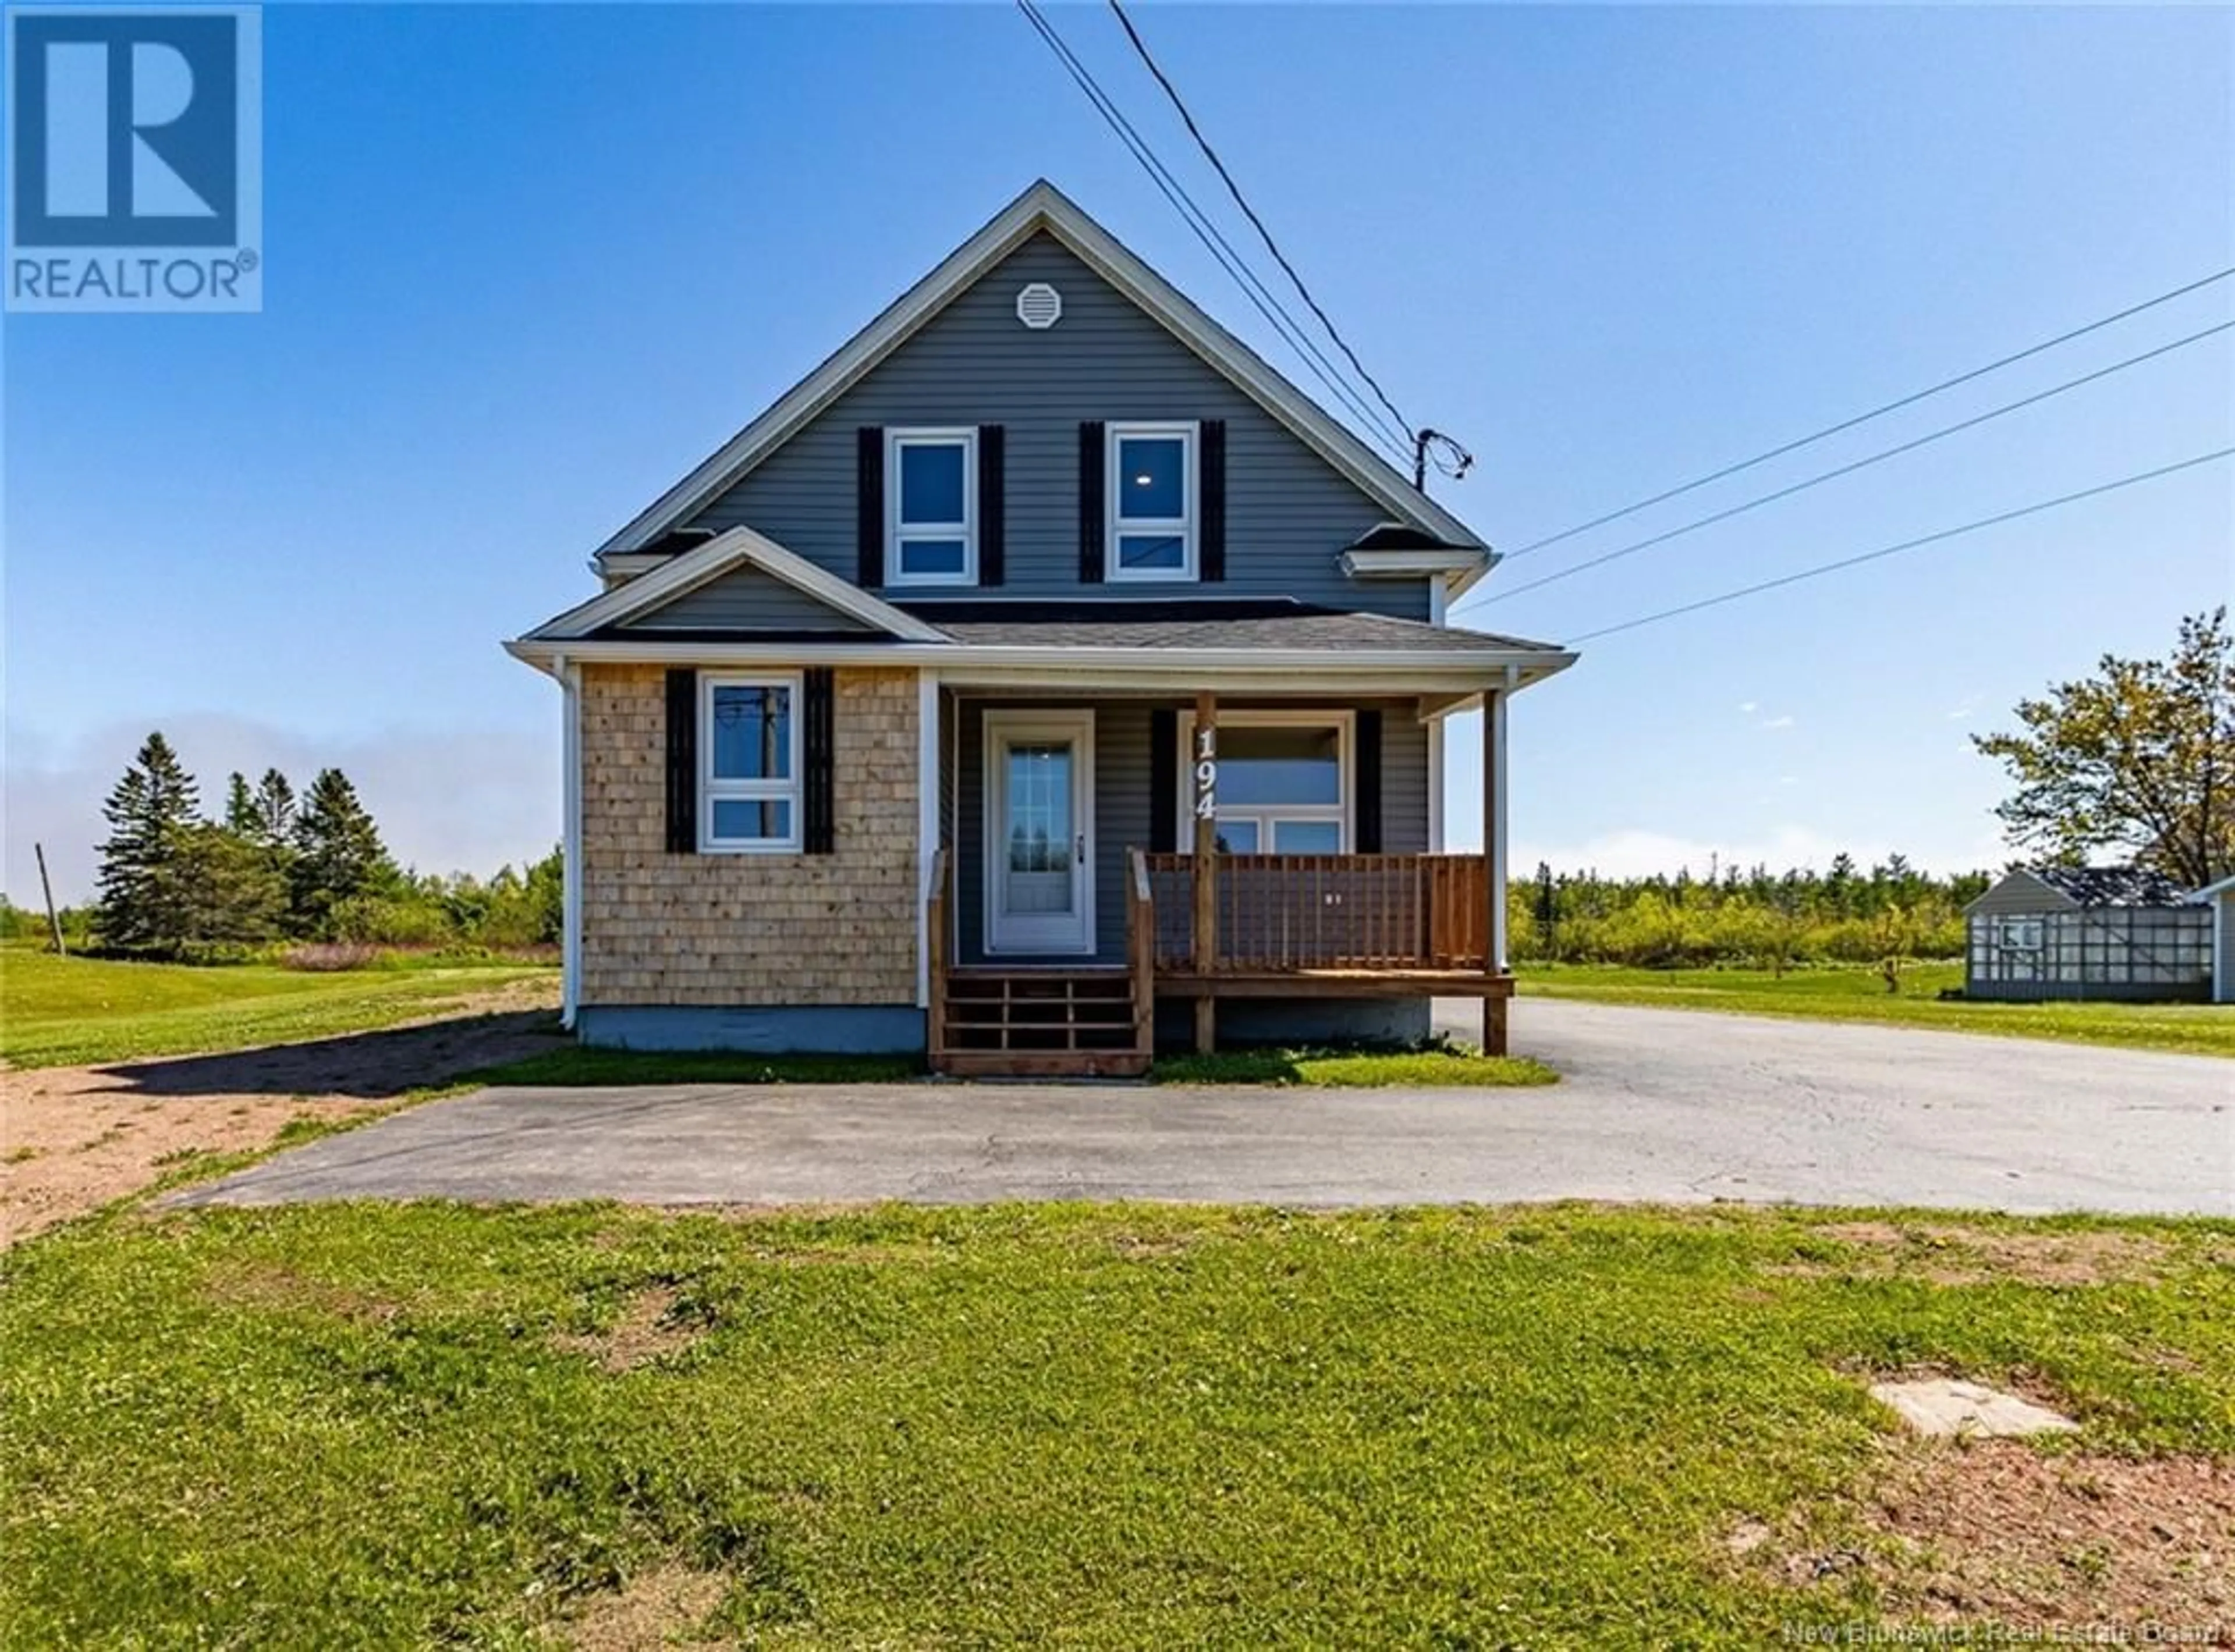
top-left (1141, 852), bottom-right (1491, 974)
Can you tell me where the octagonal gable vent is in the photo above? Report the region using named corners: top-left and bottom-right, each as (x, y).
top-left (1016, 282), bottom-right (1063, 330)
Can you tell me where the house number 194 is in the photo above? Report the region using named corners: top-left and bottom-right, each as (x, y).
top-left (1194, 727), bottom-right (1217, 820)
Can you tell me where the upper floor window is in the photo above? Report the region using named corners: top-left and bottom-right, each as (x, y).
top-left (1108, 421), bottom-right (1197, 582)
top-left (887, 429), bottom-right (976, 587)
top-left (701, 673), bottom-right (801, 852)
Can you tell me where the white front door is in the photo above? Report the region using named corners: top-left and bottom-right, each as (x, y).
top-left (984, 710), bottom-right (1095, 956)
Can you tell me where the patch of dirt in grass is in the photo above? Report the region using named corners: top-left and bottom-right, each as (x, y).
top-left (1108, 1232), bottom-right (1202, 1260)
top-left (554, 1285), bottom-right (705, 1373)
top-left (203, 1260), bottom-right (403, 1324)
top-left (1, 987), bottom-right (562, 1246)
top-left (1773, 1222), bottom-right (2177, 1287)
top-left (1740, 1441), bottom-right (2234, 1627)
top-left (551, 1562), bottom-right (726, 1649)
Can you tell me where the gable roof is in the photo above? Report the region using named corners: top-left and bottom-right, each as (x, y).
top-left (1967, 864), bottom-right (2188, 915)
top-left (594, 180), bottom-right (1489, 570)
top-left (530, 527), bottom-right (947, 644)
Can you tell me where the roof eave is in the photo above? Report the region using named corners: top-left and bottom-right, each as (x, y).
top-left (506, 634), bottom-right (1577, 687)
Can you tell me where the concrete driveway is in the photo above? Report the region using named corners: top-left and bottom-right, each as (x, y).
top-left (179, 1000), bottom-right (2232, 1217)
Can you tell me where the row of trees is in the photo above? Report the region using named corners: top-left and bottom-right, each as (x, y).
top-left (1509, 855), bottom-right (1981, 971)
top-left (87, 733), bottom-right (560, 955)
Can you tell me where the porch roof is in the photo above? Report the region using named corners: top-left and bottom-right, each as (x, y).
top-left (893, 598), bottom-right (1556, 655)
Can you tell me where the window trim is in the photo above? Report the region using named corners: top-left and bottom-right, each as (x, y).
top-left (885, 428), bottom-right (977, 588)
top-left (1175, 708), bottom-right (1353, 854)
top-left (1993, 915), bottom-right (2046, 954)
top-left (1106, 420), bottom-right (1199, 583)
top-left (700, 670), bottom-right (804, 854)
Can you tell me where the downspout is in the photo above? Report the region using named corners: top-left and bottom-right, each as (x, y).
top-left (917, 668), bottom-right (941, 1012)
top-left (558, 653), bottom-right (583, 1031)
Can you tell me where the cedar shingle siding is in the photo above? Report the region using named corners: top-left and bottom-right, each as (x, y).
top-left (580, 665), bottom-right (918, 1007)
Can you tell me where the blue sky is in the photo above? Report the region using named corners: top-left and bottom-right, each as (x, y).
top-left (6, 2), bottom-right (2230, 900)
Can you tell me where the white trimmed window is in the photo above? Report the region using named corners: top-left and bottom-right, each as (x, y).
top-left (1993, 916), bottom-right (2045, 955)
top-left (701, 673), bottom-right (802, 852)
top-left (1177, 710), bottom-right (1350, 854)
top-left (887, 429), bottom-right (976, 587)
top-left (1108, 421), bottom-right (1197, 581)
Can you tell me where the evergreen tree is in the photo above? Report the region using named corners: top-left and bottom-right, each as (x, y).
top-left (95, 733), bottom-right (202, 948)
top-left (178, 822), bottom-right (287, 942)
top-left (224, 772), bottom-right (260, 836)
top-left (289, 768), bottom-right (398, 935)
top-left (251, 768), bottom-right (296, 844)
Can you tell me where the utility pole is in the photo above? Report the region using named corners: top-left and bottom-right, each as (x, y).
top-left (1411, 428), bottom-right (1474, 492)
top-left (34, 843), bottom-right (65, 955)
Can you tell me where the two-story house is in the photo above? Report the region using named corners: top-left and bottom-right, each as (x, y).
top-left (506, 182), bottom-right (1577, 1075)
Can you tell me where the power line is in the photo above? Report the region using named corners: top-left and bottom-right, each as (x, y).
top-left (1563, 447), bottom-right (2233, 645)
top-left (1471, 318), bottom-right (2234, 608)
top-left (1106, 0), bottom-right (1414, 443)
top-left (1508, 266), bottom-right (2235, 561)
top-left (1016, 1), bottom-right (1416, 463)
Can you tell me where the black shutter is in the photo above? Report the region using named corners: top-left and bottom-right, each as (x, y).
top-left (803, 667), bottom-right (836, 855)
top-left (856, 427), bottom-right (885, 588)
top-left (978, 425), bottom-right (1005, 587)
top-left (1150, 709), bottom-right (1178, 853)
top-left (1200, 418), bottom-right (1226, 582)
top-left (1354, 709), bottom-right (1382, 854)
top-left (1079, 420), bottom-right (1106, 583)
top-left (665, 668), bottom-right (698, 853)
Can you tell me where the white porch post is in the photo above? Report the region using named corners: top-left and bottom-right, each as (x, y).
top-left (1427, 721), bottom-right (1446, 852)
top-left (916, 667), bottom-right (941, 1011)
top-left (1481, 677), bottom-right (1512, 1055)
top-left (1428, 578), bottom-right (1448, 850)
top-left (1489, 679), bottom-right (1510, 972)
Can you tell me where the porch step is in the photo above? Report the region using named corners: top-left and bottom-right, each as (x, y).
top-left (931, 967), bottom-right (1149, 1078)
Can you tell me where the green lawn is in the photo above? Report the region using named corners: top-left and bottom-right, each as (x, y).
top-left (1520, 962), bottom-right (2235, 1057)
top-left (1153, 1045), bottom-right (1556, 1086)
top-left (0, 948), bottom-right (556, 1069)
top-left (3, 1202), bottom-right (2228, 1646)
top-left (473, 1044), bottom-right (1556, 1089)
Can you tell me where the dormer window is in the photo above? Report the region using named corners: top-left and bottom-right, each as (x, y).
top-left (887, 429), bottom-right (977, 586)
top-left (1107, 421), bottom-right (1197, 582)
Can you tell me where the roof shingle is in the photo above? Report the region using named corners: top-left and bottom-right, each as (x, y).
top-left (2030, 865), bottom-right (2188, 908)
top-left (895, 598), bottom-right (1558, 653)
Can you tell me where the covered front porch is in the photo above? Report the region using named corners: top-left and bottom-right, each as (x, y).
top-left (923, 681), bottom-right (1518, 1075)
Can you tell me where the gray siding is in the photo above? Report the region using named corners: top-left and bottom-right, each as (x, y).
top-left (684, 233), bottom-right (1432, 620)
top-left (1963, 869), bottom-right (2077, 918)
top-left (2218, 895), bottom-right (2234, 1003)
top-left (620, 564), bottom-right (874, 631)
top-left (953, 695), bottom-right (1429, 967)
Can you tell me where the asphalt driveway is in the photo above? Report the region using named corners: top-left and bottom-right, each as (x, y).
top-left (179, 1000), bottom-right (2233, 1217)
